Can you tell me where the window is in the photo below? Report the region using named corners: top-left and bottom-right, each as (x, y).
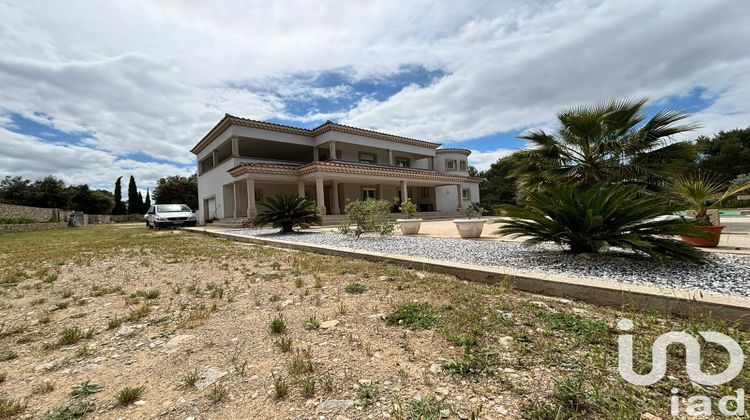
top-left (362, 188), bottom-right (376, 200)
top-left (446, 160), bottom-right (456, 170)
top-left (395, 157), bottom-right (411, 167)
top-left (359, 152), bottom-right (377, 164)
top-left (254, 189), bottom-right (264, 202)
top-left (421, 187), bottom-right (430, 198)
top-left (459, 160), bottom-right (467, 171)
top-left (462, 189), bottom-right (471, 200)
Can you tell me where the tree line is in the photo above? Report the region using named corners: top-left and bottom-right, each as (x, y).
top-left (0, 174), bottom-right (198, 214)
top-left (477, 126), bottom-right (750, 208)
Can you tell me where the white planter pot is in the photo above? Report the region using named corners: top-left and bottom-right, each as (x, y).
top-left (453, 219), bottom-right (485, 238)
top-left (396, 218), bottom-right (422, 235)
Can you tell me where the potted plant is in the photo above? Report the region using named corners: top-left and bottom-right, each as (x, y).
top-left (396, 198), bottom-right (422, 235)
top-left (452, 202), bottom-right (486, 238)
top-left (672, 173), bottom-right (750, 247)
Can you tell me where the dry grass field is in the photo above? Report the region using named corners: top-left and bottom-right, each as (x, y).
top-left (0, 225), bottom-right (747, 419)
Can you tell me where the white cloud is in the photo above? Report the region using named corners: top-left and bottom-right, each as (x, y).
top-left (468, 148), bottom-right (518, 171)
top-left (0, 0), bottom-right (748, 186)
top-left (0, 128), bottom-right (192, 190)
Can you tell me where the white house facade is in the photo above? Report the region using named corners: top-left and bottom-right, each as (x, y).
top-left (191, 114), bottom-right (480, 224)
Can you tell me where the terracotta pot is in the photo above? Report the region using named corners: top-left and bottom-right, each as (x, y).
top-left (453, 219), bottom-right (485, 238)
top-left (396, 218), bottom-right (422, 235)
top-left (681, 225), bottom-right (724, 247)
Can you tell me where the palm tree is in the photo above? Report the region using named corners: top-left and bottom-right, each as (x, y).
top-left (671, 172), bottom-right (750, 225)
top-left (252, 194), bottom-right (322, 233)
top-left (513, 98), bottom-right (698, 192)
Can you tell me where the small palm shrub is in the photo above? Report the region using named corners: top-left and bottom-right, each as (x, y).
top-left (338, 199), bottom-right (393, 237)
top-left (252, 194), bottom-right (322, 233)
top-left (671, 172), bottom-right (750, 225)
top-left (496, 183), bottom-right (707, 263)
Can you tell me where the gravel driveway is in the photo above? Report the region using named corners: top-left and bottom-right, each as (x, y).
top-left (234, 229), bottom-right (750, 297)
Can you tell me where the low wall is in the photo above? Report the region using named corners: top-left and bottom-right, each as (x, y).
top-left (0, 203), bottom-right (65, 222)
top-left (0, 222), bottom-right (67, 235)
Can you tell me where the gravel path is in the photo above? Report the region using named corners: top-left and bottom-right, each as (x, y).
top-left (233, 229), bottom-right (750, 297)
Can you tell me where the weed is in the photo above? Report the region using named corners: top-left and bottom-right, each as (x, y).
top-left (0, 350), bottom-right (18, 362)
top-left (75, 346), bottom-right (91, 357)
top-left (271, 262), bottom-right (282, 270)
top-left (38, 313), bottom-right (52, 324)
top-left (30, 298), bottom-right (46, 306)
top-left (269, 313), bottom-right (287, 334)
top-left (115, 385), bottom-right (144, 406)
top-left (126, 305), bottom-right (151, 322)
top-left (275, 335), bottom-right (293, 353)
top-left (135, 289), bottom-right (160, 300)
top-left (521, 400), bottom-right (559, 420)
top-left (70, 380), bottom-right (103, 398)
top-left (58, 327), bottom-right (94, 346)
top-left (320, 373), bottom-right (334, 393)
top-left (304, 316), bottom-right (320, 330)
top-left (60, 290), bottom-right (73, 298)
top-left (210, 287), bottom-right (224, 299)
top-left (552, 376), bottom-right (591, 414)
top-left (442, 348), bottom-right (500, 375)
top-left (55, 301), bottom-right (70, 310)
top-left (393, 395), bottom-right (447, 420)
top-left (344, 283), bottom-right (367, 294)
top-left (289, 348), bottom-right (314, 375)
top-left (43, 273), bottom-right (58, 284)
top-left (107, 316), bottom-right (124, 330)
top-left (357, 382), bottom-right (378, 407)
top-left (43, 400), bottom-right (94, 419)
top-left (385, 302), bottom-right (439, 330)
top-left (294, 278), bottom-right (304, 288)
top-left (314, 275), bottom-right (323, 288)
top-left (269, 294), bottom-right (280, 302)
top-left (300, 376), bottom-right (315, 398)
top-left (273, 373), bottom-right (288, 399)
top-left (207, 384), bottom-right (229, 403)
top-left (337, 301), bottom-right (347, 315)
top-left (0, 372), bottom-right (5, 383)
top-left (0, 396), bottom-right (24, 418)
top-left (181, 368), bottom-right (199, 388)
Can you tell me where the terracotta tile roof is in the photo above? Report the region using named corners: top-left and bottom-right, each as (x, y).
top-left (435, 148), bottom-right (472, 155)
top-left (228, 160), bottom-right (479, 183)
top-left (191, 114), bottom-right (441, 154)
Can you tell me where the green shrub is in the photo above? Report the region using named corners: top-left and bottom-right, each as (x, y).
top-left (399, 198), bottom-right (418, 219)
top-left (252, 194), bottom-right (321, 233)
top-left (344, 283), bottom-right (367, 294)
top-left (338, 199), bottom-right (393, 237)
top-left (0, 217), bottom-right (39, 225)
top-left (496, 183), bottom-right (708, 263)
top-left (115, 386), bottom-right (144, 406)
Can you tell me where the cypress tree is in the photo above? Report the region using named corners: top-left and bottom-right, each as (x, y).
top-left (144, 189), bottom-right (152, 209)
top-left (137, 191), bottom-right (145, 213)
top-left (127, 176), bottom-right (139, 214)
top-left (113, 177), bottom-right (126, 215)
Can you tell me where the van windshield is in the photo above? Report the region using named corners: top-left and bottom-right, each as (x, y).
top-left (157, 204), bottom-right (191, 213)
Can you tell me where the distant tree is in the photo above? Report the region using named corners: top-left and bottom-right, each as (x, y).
top-left (153, 174), bottom-right (198, 209)
top-left (696, 127), bottom-right (750, 183)
top-left (467, 166), bottom-right (480, 178)
top-left (127, 176), bottom-right (142, 214)
top-left (137, 191), bottom-right (145, 213)
top-left (144, 188), bottom-right (151, 209)
top-left (28, 176), bottom-right (71, 209)
top-left (0, 176), bottom-right (32, 205)
top-left (112, 177), bottom-right (126, 214)
top-left (478, 154), bottom-right (521, 206)
top-left (69, 185), bottom-right (115, 214)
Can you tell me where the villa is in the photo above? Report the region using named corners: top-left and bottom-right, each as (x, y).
top-left (191, 115), bottom-right (480, 224)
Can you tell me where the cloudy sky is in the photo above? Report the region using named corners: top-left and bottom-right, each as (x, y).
top-left (1, 0), bottom-right (749, 191)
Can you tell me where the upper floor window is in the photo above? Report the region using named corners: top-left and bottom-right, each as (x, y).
top-left (359, 152), bottom-right (377, 164)
top-left (446, 160), bottom-right (456, 170)
top-left (395, 157), bottom-right (411, 167)
top-left (460, 160), bottom-right (467, 171)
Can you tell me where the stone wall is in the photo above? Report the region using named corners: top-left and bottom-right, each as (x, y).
top-left (0, 203), bottom-right (66, 222)
top-left (0, 222), bottom-right (67, 235)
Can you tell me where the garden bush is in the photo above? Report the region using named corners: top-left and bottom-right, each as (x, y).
top-left (338, 199), bottom-right (393, 237)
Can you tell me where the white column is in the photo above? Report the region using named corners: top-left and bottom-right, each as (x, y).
top-left (315, 178), bottom-right (326, 214)
top-left (231, 137), bottom-right (239, 157)
top-left (331, 180), bottom-right (340, 215)
top-left (232, 182), bottom-right (239, 217)
top-left (246, 178), bottom-right (256, 217)
top-left (430, 156), bottom-right (436, 170)
top-left (456, 184), bottom-right (463, 211)
top-left (329, 142), bottom-right (337, 161)
top-left (376, 184), bottom-right (383, 200)
top-left (388, 149), bottom-right (394, 166)
top-left (297, 180), bottom-right (306, 198)
top-left (401, 180), bottom-right (408, 203)
top-left (211, 150), bottom-right (218, 167)
top-left (313, 146), bottom-right (319, 162)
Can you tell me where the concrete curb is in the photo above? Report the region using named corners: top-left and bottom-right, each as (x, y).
top-left (189, 228), bottom-right (750, 328)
